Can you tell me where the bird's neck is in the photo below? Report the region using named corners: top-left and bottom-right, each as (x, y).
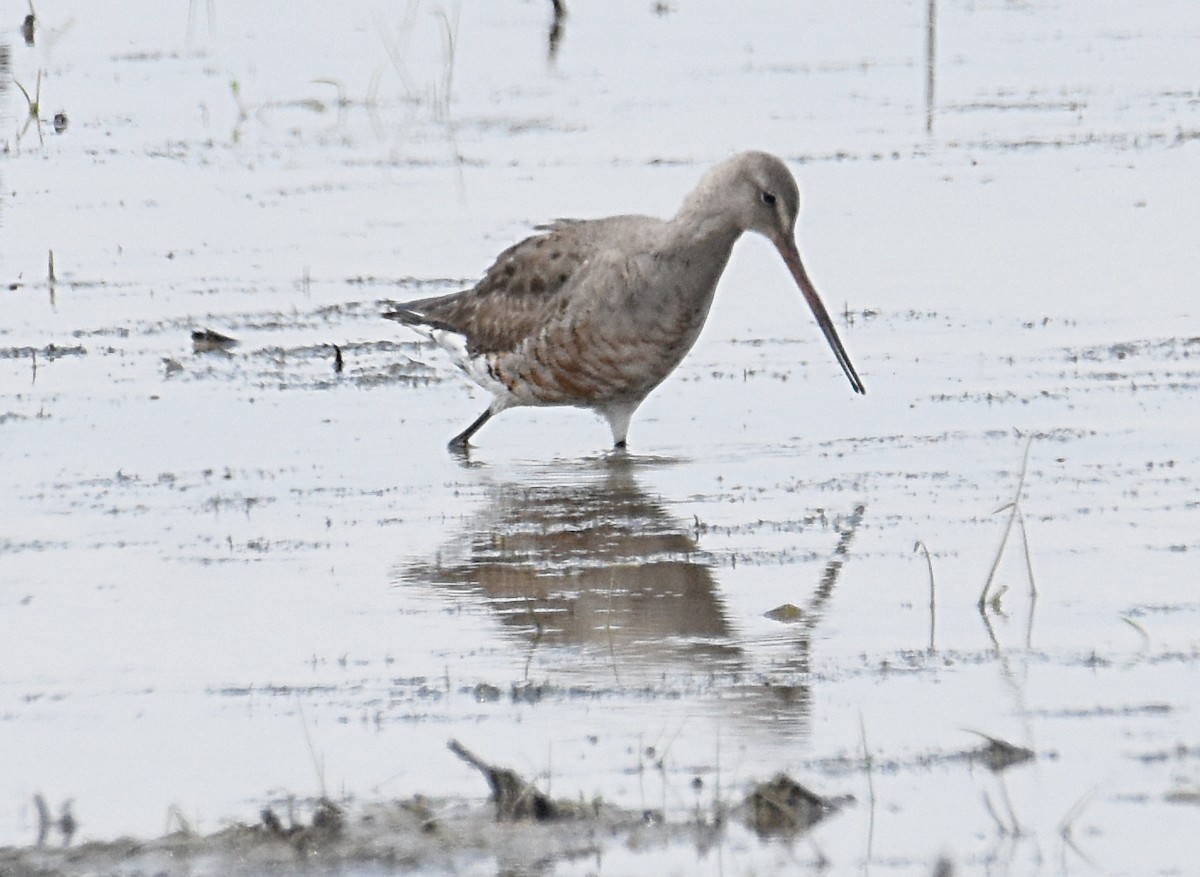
top-left (662, 198), bottom-right (744, 267)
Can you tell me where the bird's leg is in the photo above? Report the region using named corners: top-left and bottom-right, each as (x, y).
top-left (448, 408), bottom-right (493, 453)
top-left (602, 402), bottom-right (636, 451)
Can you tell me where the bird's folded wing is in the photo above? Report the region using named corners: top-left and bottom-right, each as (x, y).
top-left (385, 222), bottom-right (595, 355)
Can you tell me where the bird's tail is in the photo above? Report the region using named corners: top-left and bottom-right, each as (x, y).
top-left (383, 304), bottom-right (459, 335)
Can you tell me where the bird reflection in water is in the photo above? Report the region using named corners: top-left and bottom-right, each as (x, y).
top-left (756, 504), bottom-right (866, 705)
top-left (402, 457), bottom-right (739, 675)
top-left (399, 458), bottom-right (867, 726)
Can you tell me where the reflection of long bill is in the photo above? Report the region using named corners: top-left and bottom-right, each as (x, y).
top-left (773, 234), bottom-right (867, 396)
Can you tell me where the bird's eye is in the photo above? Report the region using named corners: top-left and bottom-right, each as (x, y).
top-left (761, 191), bottom-right (777, 207)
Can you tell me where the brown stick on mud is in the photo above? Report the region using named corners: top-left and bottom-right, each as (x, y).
top-left (448, 738), bottom-right (558, 821)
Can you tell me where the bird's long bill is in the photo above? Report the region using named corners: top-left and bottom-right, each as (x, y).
top-left (775, 237), bottom-right (866, 395)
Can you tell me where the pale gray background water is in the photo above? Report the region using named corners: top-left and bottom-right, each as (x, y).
top-left (3, 2), bottom-right (1199, 874)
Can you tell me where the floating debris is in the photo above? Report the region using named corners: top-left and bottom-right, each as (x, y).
top-left (1165, 784), bottom-right (1200, 806)
top-left (191, 329), bottom-right (239, 353)
top-left (763, 602), bottom-right (805, 622)
top-left (742, 774), bottom-right (838, 836)
top-left (966, 732), bottom-right (1035, 773)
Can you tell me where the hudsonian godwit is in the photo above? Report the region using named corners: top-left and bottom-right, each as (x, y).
top-left (385, 151), bottom-right (865, 452)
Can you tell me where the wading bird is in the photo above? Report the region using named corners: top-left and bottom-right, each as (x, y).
top-left (385, 151), bottom-right (865, 452)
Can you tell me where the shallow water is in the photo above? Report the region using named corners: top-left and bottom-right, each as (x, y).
top-left (3, 2), bottom-right (1200, 875)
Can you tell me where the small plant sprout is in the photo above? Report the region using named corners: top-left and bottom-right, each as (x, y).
top-left (229, 80), bottom-right (248, 141)
top-left (14, 69), bottom-right (45, 145)
top-left (979, 436), bottom-right (1037, 612)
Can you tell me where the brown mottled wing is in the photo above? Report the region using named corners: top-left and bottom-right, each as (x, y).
top-left (385, 221), bottom-right (591, 355)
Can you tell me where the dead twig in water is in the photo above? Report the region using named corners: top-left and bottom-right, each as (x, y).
top-left (981, 790), bottom-right (1011, 836)
top-left (431, 6), bottom-right (460, 123)
top-left (1058, 786), bottom-right (1100, 871)
top-left (448, 738), bottom-right (558, 820)
top-left (164, 804), bottom-right (194, 837)
top-left (979, 437), bottom-right (1034, 612)
top-left (23, 0), bottom-right (37, 46)
top-left (859, 713), bottom-right (877, 861)
top-left (296, 696), bottom-right (328, 799)
top-left (33, 794), bottom-right (51, 847)
top-left (186, 0), bottom-right (216, 49)
top-left (374, 2), bottom-right (421, 102)
top-left (47, 250), bottom-right (57, 308)
top-left (996, 772), bottom-right (1022, 835)
top-left (1016, 507), bottom-right (1037, 598)
top-left (1121, 615), bottom-right (1151, 652)
top-left (914, 540), bottom-right (936, 652)
top-left (602, 569), bottom-right (622, 686)
top-left (547, 0), bottom-right (567, 63)
top-left (33, 794), bottom-right (76, 847)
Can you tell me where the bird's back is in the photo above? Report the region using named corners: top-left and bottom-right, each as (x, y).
top-left (388, 216), bottom-right (660, 355)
